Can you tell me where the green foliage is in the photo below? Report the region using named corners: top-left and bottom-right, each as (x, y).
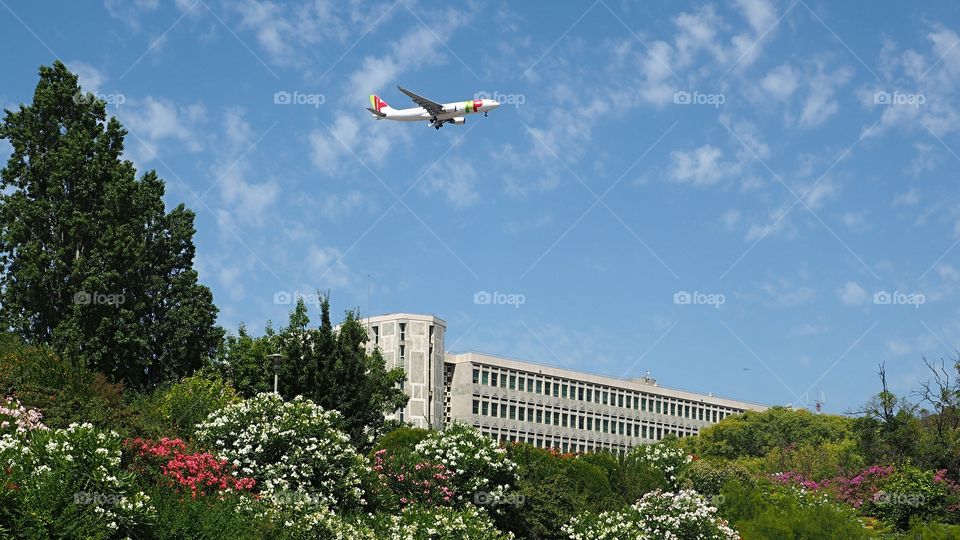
top-left (0, 62), bottom-right (222, 389)
top-left (499, 443), bottom-right (619, 539)
top-left (136, 483), bottom-right (262, 540)
top-left (371, 425), bottom-right (430, 457)
top-left (899, 520), bottom-right (960, 539)
top-left (688, 406), bottom-right (855, 459)
top-left (719, 479), bottom-right (871, 540)
top-left (563, 489), bottom-right (740, 539)
top-left (867, 466), bottom-right (959, 530)
top-left (682, 457), bottom-right (758, 498)
top-left (762, 438), bottom-right (865, 480)
top-left (365, 504), bottom-right (512, 539)
top-left (0, 423), bottom-right (154, 538)
top-left (214, 296), bottom-right (408, 449)
top-left (155, 373), bottom-right (239, 440)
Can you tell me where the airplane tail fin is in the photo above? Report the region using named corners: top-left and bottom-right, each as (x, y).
top-left (368, 94), bottom-right (391, 117)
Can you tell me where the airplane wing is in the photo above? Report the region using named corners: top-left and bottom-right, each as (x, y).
top-left (397, 85), bottom-right (443, 117)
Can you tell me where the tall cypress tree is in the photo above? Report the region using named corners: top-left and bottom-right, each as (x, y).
top-left (0, 61), bottom-right (222, 387)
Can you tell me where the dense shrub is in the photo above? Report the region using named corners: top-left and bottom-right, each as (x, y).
top-left (499, 443), bottom-right (619, 539)
top-left (623, 442), bottom-right (692, 490)
top-left (563, 489), bottom-right (740, 539)
top-left (719, 479), bottom-right (871, 540)
top-left (868, 466), bottom-right (960, 529)
top-left (155, 374), bottom-right (240, 440)
top-left (682, 457), bottom-right (758, 497)
top-left (414, 423), bottom-right (518, 506)
top-left (126, 437), bottom-right (256, 498)
top-left (689, 407), bottom-right (855, 459)
top-left (366, 503), bottom-right (512, 540)
top-left (0, 423), bottom-right (154, 537)
top-left (371, 425), bottom-right (430, 456)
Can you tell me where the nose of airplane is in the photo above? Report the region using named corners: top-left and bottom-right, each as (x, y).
top-left (490, 100), bottom-right (501, 109)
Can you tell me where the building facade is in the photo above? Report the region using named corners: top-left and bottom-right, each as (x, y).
top-left (363, 313), bottom-right (446, 429)
top-left (365, 314), bottom-right (766, 451)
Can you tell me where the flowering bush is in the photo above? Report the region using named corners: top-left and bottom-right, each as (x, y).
top-left (624, 443), bottom-right (693, 489)
top-left (0, 397), bottom-right (47, 435)
top-left (195, 392), bottom-right (367, 510)
top-left (773, 464), bottom-right (894, 508)
top-left (867, 466), bottom-right (960, 529)
top-left (366, 503), bottom-right (514, 539)
top-left (0, 423), bottom-right (153, 536)
top-left (414, 423), bottom-right (517, 506)
top-left (371, 448), bottom-right (457, 508)
top-left (126, 437), bottom-right (256, 498)
top-left (563, 489), bottom-right (739, 539)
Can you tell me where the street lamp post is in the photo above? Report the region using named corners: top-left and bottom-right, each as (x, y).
top-left (267, 353), bottom-right (284, 396)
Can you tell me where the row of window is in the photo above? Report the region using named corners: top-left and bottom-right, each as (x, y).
top-left (472, 366), bottom-right (737, 422)
top-left (476, 424), bottom-right (691, 454)
top-left (472, 398), bottom-right (697, 439)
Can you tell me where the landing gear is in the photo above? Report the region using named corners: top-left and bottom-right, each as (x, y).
top-left (484, 112), bottom-right (488, 117)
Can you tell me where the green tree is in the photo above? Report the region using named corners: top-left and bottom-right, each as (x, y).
top-left (0, 62), bottom-right (222, 388)
top-left (216, 295), bottom-right (408, 449)
top-left (686, 406), bottom-right (855, 459)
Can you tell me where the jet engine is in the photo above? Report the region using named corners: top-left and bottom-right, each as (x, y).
top-left (451, 117), bottom-right (465, 125)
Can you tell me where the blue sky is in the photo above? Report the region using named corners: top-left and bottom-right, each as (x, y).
top-left (2, 0), bottom-right (960, 414)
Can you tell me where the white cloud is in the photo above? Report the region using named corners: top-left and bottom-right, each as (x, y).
top-left (893, 187), bottom-right (920, 206)
top-left (837, 281), bottom-right (868, 305)
top-left (232, 0), bottom-right (361, 66)
top-left (761, 280), bottom-right (816, 307)
top-left (799, 65), bottom-right (853, 128)
top-left (721, 208), bottom-right (741, 230)
top-left (886, 340), bottom-right (913, 356)
top-left (421, 161), bottom-right (480, 208)
top-left (668, 145), bottom-right (731, 187)
top-left (307, 245), bottom-right (351, 288)
top-left (210, 109), bottom-right (279, 225)
top-left (760, 64), bottom-right (798, 100)
top-left (68, 61), bottom-right (106, 92)
top-left (120, 97), bottom-right (206, 163)
top-left (841, 210), bottom-right (870, 232)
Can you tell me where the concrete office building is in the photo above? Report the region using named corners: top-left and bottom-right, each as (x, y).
top-left (364, 313), bottom-right (766, 451)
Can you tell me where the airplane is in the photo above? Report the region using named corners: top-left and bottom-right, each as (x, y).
top-left (367, 85), bottom-right (500, 130)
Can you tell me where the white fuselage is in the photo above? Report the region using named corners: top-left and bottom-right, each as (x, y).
top-left (385, 99), bottom-right (500, 122)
